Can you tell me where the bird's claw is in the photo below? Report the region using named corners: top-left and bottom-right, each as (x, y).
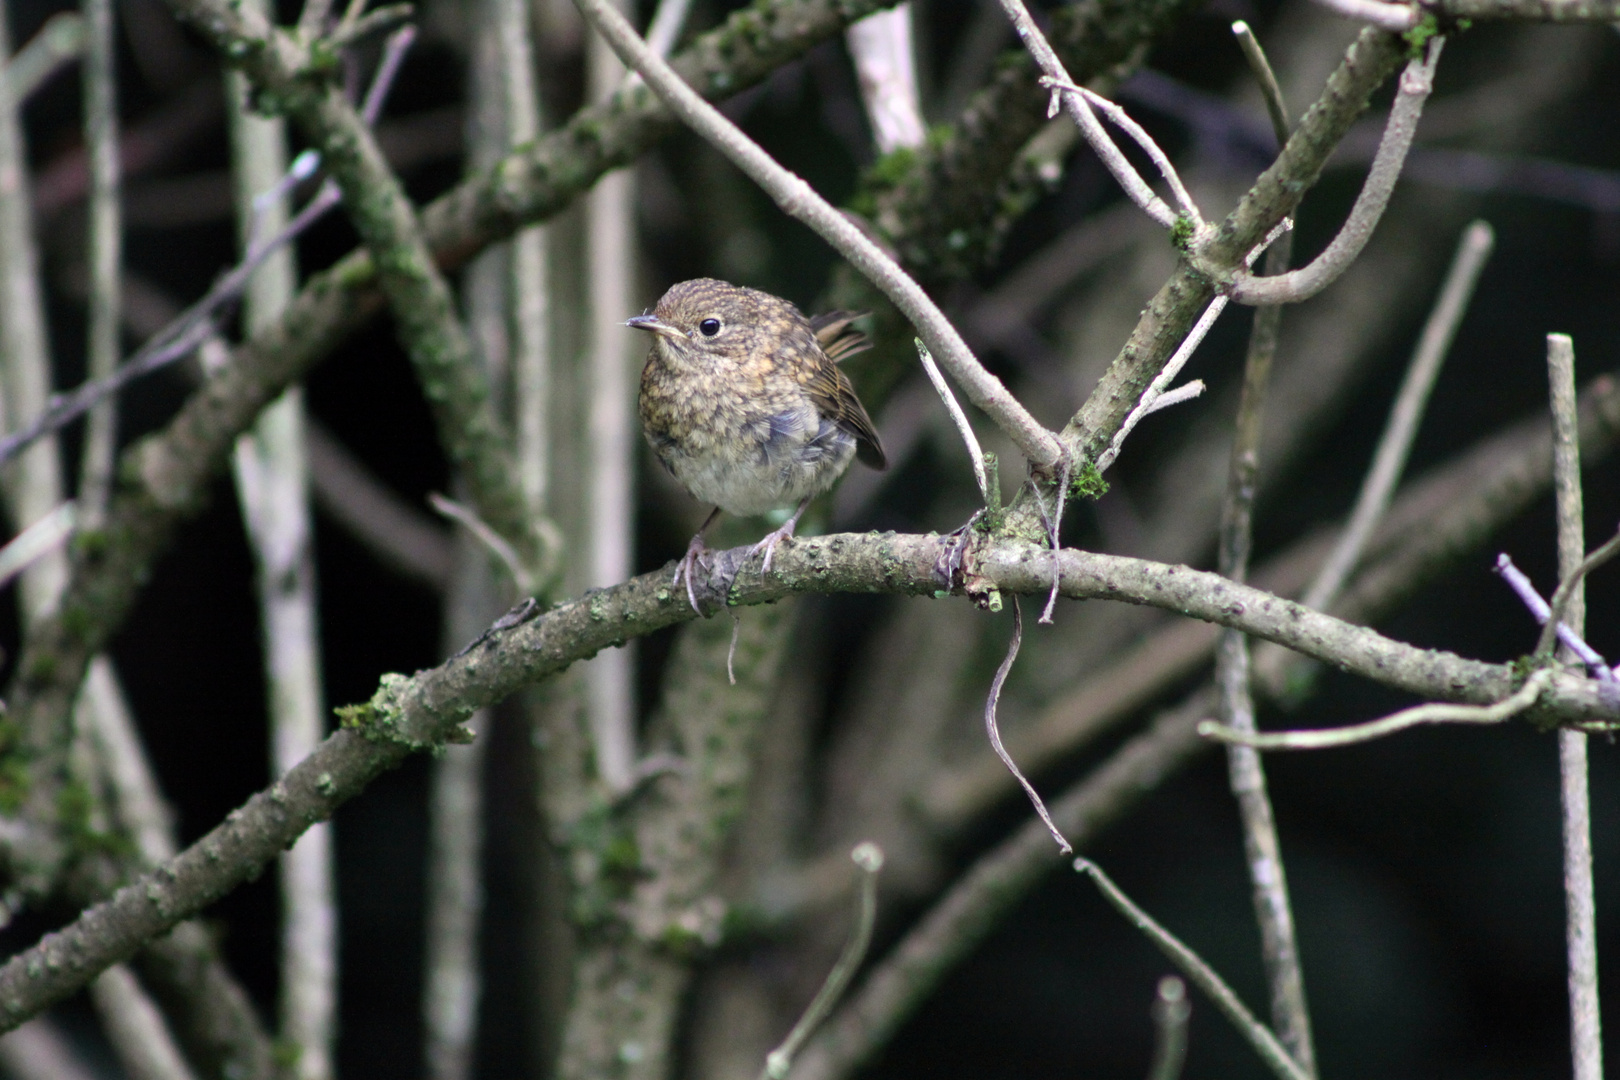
top-left (672, 537), bottom-right (712, 613)
top-left (749, 524), bottom-right (794, 577)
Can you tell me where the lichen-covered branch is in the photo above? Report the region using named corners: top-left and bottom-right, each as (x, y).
top-left (1, 518), bottom-right (1618, 1029)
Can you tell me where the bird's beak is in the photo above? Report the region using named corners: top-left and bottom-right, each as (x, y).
top-left (626, 314), bottom-right (683, 340)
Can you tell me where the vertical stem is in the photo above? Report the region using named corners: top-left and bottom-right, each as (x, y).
top-left (77, 0), bottom-right (120, 525)
top-left (499, 0), bottom-right (550, 518)
top-left (1548, 332), bottom-right (1602, 1080)
top-left (0, 6), bottom-right (69, 624)
top-left (227, 28), bottom-right (336, 1079)
top-left (1216, 232), bottom-right (1316, 1073)
top-left (583, 1), bottom-right (638, 793)
top-left (845, 3), bottom-right (925, 154)
top-left (90, 965), bottom-right (200, 1080)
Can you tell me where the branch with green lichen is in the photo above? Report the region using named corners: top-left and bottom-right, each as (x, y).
top-left (2, 523), bottom-right (1620, 1031)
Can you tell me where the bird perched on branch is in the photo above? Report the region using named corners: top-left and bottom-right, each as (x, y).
top-left (630, 278), bottom-right (887, 611)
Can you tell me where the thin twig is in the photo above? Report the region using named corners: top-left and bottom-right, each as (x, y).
top-left (0, 502), bottom-right (77, 590)
top-left (1536, 527), bottom-right (1620, 664)
top-left (1547, 332), bottom-right (1604, 1080)
top-left (761, 844), bottom-right (884, 1080)
top-left (1231, 21), bottom-right (1289, 147)
top-left (1138, 381), bottom-right (1205, 417)
top-left (1213, 116), bottom-right (1314, 1070)
top-left (1495, 555), bottom-right (1611, 677)
top-left (430, 492), bottom-right (535, 595)
top-left (1146, 977), bottom-right (1191, 1080)
top-left (1039, 79), bottom-right (1201, 225)
top-left (1096, 297), bottom-right (1227, 474)
top-left (1300, 220), bottom-right (1495, 613)
top-left (77, 0), bottom-right (122, 527)
top-left (915, 339), bottom-right (987, 502)
top-left (91, 965), bottom-right (200, 1080)
top-left (1199, 669), bottom-right (1553, 749)
top-left (571, 0), bottom-right (1063, 468)
top-left (1228, 39), bottom-right (1443, 305)
top-left (1098, 220), bottom-right (1291, 474)
top-left (1038, 455), bottom-right (1071, 624)
top-left (0, 13), bottom-right (85, 102)
top-left (1306, 0), bottom-right (1420, 31)
top-left (1074, 859), bottom-right (1309, 1080)
top-left (984, 599), bottom-right (1071, 852)
top-left (996, 0), bottom-right (1178, 230)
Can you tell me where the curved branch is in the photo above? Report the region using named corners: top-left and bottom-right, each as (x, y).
top-left (1225, 39), bottom-right (1442, 305)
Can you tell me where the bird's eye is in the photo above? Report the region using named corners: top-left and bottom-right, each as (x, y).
top-left (699, 318), bottom-right (722, 337)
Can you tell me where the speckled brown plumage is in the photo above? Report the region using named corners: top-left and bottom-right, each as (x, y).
top-left (628, 278), bottom-right (886, 609)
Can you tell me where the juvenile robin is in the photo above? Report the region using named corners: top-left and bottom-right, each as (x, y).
top-left (629, 278), bottom-right (887, 611)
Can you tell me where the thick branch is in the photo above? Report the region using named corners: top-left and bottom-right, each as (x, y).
top-left (1, 525), bottom-right (1618, 1028)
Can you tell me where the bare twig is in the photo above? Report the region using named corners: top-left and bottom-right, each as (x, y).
top-left (1306, 0), bottom-right (1420, 30)
top-left (1228, 40), bottom-right (1443, 305)
top-left (1098, 220), bottom-right (1291, 474)
top-left (1300, 221), bottom-right (1494, 612)
top-left (995, 0), bottom-right (1179, 229)
top-left (0, 502), bottom-right (77, 590)
top-left (1147, 977), bottom-right (1191, 1080)
top-left (978, 599), bottom-right (1069, 854)
top-left (1138, 381), bottom-right (1205, 416)
top-left (915, 339), bottom-right (987, 502)
top-left (76, 0), bottom-right (122, 527)
top-left (1547, 332), bottom-right (1603, 1080)
top-left (1212, 86), bottom-right (1314, 1066)
top-left (1232, 21), bottom-right (1289, 146)
top-left (1096, 296), bottom-right (1227, 474)
top-left (1536, 527), bottom-right (1620, 665)
top-left (90, 965), bottom-right (200, 1080)
top-left (1495, 555), bottom-right (1611, 676)
top-left (1199, 669), bottom-right (1553, 749)
top-left (1039, 78), bottom-right (1202, 224)
top-left (572, 0), bottom-right (1064, 467)
top-left (761, 844), bottom-right (884, 1080)
top-left (846, 5), bottom-right (925, 153)
top-left (1075, 859), bottom-right (1309, 1080)
top-left (430, 492), bottom-right (535, 595)
top-left (985, 600), bottom-right (1070, 852)
top-left (0, 13), bottom-right (85, 102)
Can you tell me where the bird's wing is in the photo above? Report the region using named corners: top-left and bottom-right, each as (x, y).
top-left (804, 353), bottom-right (886, 470)
top-left (808, 310), bottom-right (873, 364)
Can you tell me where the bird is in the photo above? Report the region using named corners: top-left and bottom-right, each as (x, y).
top-left (629, 278), bottom-right (887, 611)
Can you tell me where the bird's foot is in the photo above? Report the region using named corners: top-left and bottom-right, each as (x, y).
top-left (748, 519), bottom-right (798, 577)
top-left (672, 534), bottom-right (712, 613)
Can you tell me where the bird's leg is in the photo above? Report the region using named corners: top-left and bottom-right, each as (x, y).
top-left (749, 497), bottom-right (811, 576)
top-left (673, 507), bottom-right (723, 613)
